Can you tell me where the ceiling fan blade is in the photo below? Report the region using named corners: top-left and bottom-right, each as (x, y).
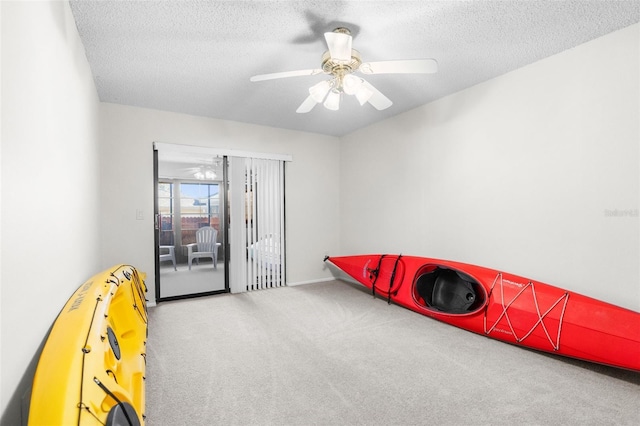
top-left (361, 80), bottom-right (393, 110)
top-left (324, 31), bottom-right (352, 61)
top-left (359, 59), bottom-right (438, 75)
top-left (250, 69), bottom-right (323, 82)
top-left (296, 95), bottom-right (318, 114)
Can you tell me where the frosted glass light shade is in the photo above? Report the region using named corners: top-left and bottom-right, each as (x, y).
top-left (343, 74), bottom-right (363, 95)
top-left (195, 167), bottom-right (216, 180)
top-left (324, 89), bottom-right (341, 110)
top-left (309, 80), bottom-right (331, 103)
top-left (324, 32), bottom-right (352, 61)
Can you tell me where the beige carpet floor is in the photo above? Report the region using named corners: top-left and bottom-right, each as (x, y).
top-left (146, 280), bottom-right (640, 425)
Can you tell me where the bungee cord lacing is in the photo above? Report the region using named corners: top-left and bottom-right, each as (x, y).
top-left (483, 273), bottom-right (569, 351)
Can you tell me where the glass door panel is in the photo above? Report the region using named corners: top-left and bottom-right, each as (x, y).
top-left (156, 155), bottom-right (228, 301)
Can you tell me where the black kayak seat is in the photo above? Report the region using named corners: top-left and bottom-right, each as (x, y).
top-left (106, 402), bottom-right (140, 426)
top-left (416, 268), bottom-right (478, 314)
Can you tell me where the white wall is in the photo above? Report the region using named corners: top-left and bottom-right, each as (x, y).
top-left (0, 1), bottom-right (101, 420)
top-left (99, 104), bottom-right (341, 302)
top-left (340, 24), bottom-right (640, 311)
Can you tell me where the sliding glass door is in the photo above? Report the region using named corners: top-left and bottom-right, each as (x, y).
top-left (155, 155), bottom-right (228, 301)
top-left (153, 142), bottom-right (290, 303)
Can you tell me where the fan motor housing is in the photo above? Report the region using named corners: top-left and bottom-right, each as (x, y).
top-left (321, 49), bottom-right (362, 75)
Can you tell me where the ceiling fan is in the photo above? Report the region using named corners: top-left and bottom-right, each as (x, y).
top-left (250, 27), bottom-right (438, 113)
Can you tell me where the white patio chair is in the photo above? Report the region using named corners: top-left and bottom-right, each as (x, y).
top-left (186, 226), bottom-right (221, 270)
top-left (159, 245), bottom-right (177, 271)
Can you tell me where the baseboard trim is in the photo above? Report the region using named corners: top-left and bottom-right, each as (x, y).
top-left (287, 277), bottom-right (337, 287)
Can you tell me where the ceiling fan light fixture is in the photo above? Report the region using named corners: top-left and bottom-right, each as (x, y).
top-left (342, 74), bottom-right (363, 95)
top-left (355, 85), bottom-right (373, 105)
top-left (324, 89), bottom-right (341, 111)
top-left (249, 25), bottom-right (438, 115)
top-left (194, 166), bottom-right (216, 180)
top-left (309, 80), bottom-right (331, 103)
top-left (324, 28), bottom-right (352, 61)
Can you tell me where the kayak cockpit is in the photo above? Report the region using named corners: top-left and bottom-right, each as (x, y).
top-left (413, 266), bottom-right (485, 314)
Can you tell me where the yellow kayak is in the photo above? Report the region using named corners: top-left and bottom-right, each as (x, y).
top-left (28, 265), bottom-right (147, 425)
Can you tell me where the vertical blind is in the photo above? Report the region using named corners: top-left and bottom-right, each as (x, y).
top-left (229, 157), bottom-right (285, 293)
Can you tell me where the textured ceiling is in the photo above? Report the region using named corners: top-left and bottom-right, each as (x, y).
top-left (69, 1), bottom-right (640, 137)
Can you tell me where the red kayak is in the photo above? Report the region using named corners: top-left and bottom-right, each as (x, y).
top-left (325, 254), bottom-right (640, 372)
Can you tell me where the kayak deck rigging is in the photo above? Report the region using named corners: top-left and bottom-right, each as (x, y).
top-left (484, 273), bottom-right (570, 351)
